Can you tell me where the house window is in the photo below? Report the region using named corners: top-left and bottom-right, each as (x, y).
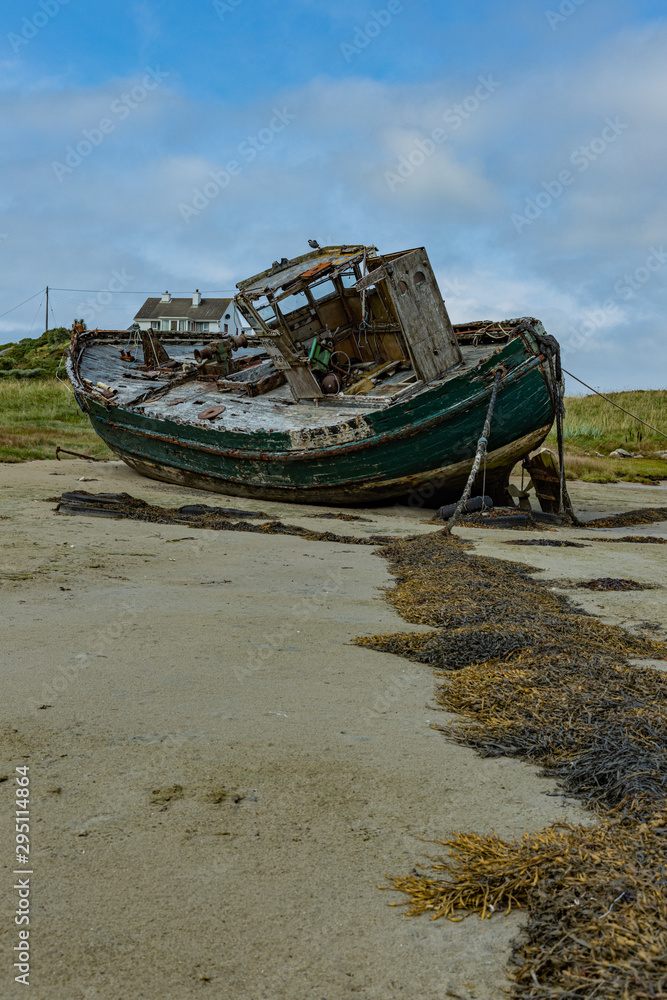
top-left (161, 320), bottom-right (170, 331)
top-left (178, 320), bottom-right (188, 332)
top-left (195, 322), bottom-right (209, 332)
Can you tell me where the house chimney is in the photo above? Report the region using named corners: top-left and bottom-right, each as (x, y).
top-left (161, 291), bottom-right (171, 303)
top-left (192, 289), bottom-right (202, 307)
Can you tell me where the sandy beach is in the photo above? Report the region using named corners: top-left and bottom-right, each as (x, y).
top-left (2, 459), bottom-right (666, 1000)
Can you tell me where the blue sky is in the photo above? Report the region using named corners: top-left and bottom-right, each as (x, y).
top-left (1, 0), bottom-right (666, 391)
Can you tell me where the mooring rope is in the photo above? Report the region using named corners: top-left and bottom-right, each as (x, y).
top-left (547, 347), bottom-right (584, 525)
top-left (549, 353), bottom-right (567, 515)
top-left (444, 366), bottom-right (503, 534)
top-left (511, 320), bottom-right (584, 526)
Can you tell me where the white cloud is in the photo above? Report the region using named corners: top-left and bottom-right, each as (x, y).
top-left (1, 25), bottom-right (666, 387)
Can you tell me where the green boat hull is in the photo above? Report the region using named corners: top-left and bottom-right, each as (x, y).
top-left (75, 338), bottom-right (554, 506)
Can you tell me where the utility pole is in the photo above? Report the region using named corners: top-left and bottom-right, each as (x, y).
top-left (45, 286), bottom-right (49, 334)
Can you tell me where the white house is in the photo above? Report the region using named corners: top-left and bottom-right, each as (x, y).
top-left (133, 291), bottom-right (246, 336)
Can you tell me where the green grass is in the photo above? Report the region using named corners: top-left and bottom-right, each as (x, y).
top-left (560, 453), bottom-right (667, 485)
top-left (553, 389), bottom-right (667, 452)
top-left (545, 389), bottom-right (667, 484)
top-left (0, 379), bottom-right (112, 462)
top-left (0, 327), bottom-right (72, 379)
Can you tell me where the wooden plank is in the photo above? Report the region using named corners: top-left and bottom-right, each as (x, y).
top-left (260, 339), bottom-right (292, 371)
top-left (258, 337), bottom-right (323, 398)
top-left (380, 248), bottom-right (462, 382)
top-left (245, 370), bottom-right (286, 397)
top-left (283, 365), bottom-right (323, 399)
top-left (355, 266), bottom-right (388, 291)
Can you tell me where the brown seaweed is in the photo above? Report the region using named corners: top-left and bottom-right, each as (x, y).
top-left (355, 530), bottom-right (667, 997)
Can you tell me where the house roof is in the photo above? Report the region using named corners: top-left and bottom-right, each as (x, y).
top-left (134, 297), bottom-right (233, 323)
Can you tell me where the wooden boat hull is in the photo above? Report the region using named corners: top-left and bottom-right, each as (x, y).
top-left (114, 424), bottom-right (551, 505)
top-left (74, 338), bottom-right (555, 506)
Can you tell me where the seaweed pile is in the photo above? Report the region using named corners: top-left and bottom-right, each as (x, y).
top-left (581, 507), bottom-right (667, 529)
top-left (355, 533), bottom-right (661, 670)
top-left (393, 810), bottom-right (667, 999)
top-left (548, 577), bottom-right (652, 592)
top-left (574, 577), bottom-right (649, 591)
top-left (504, 539), bottom-right (589, 548)
top-left (583, 534), bottom-right (667, 544)
top-left (50, 491), bottom-right (396, 546)
top-left (354, 530), bottom-right (667, 998)
top-left (307, 511), bottom-right (372, 522)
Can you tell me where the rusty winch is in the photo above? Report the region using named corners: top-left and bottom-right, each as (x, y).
top-left (194, 333), bottom-right (248, 378)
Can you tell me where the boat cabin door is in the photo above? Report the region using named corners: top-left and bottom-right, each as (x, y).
top-left (366, 248), bottom-right (462, 382)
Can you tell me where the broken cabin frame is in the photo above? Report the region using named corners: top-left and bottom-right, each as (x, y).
top-left (234, 245), bottom-right (463, 401)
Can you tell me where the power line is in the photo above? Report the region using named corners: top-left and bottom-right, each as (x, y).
top-left (0, 288), bottom-right (45, 321)
top-left (2, 286), bottom-right (243, 336)
top-left (51, 292), bottom-right (139, 309)
top-left (2, 288), bottom-right (239, 320)
top-left (50, 287), bottom-right (238, 294)
top-left (27, 294), bottom-right (45, 338)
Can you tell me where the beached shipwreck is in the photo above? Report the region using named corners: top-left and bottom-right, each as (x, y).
top-left (66, 244), bottom-right (559, 505)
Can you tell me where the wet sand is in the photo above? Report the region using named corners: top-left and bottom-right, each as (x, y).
top-left (1, 459), bottom-right (666, 1000)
